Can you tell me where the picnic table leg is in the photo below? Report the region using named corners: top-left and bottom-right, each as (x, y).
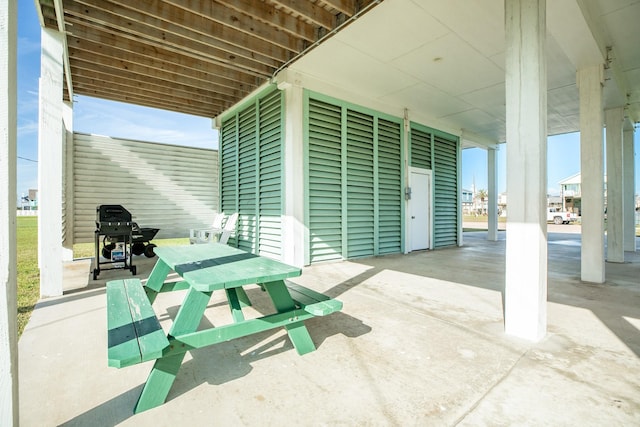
top-left (134, 287), bottom-right (212, 413)
top-left (134, 353), bottom-right (186, 414)
top-left (225, 288), bottom-right (245, 322)
top-left (143, 259), bottom-right (171, 304)
top-left (264, 280), bottom-right (316, 355)
top-left (236, 286), bottom-right (251, 307)
top-left (225, 286), bottom-right (252, 322)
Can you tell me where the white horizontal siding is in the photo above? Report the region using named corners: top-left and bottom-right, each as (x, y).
top-left (72, 133), bottom-right (219, 243)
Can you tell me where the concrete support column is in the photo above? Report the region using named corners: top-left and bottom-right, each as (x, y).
top-left (504, 0), bottom-right (548, 341)
top-left (605, 107), bottom-right (625, 262)
top-left (578, 65), bottom-right (605, 283)
top-left (0, 1), bottom-right (19, 424)
top-left (623, 124), bottom-right (636, 252)
top-left (487, 147), bottom-right (499, 241)
top-left (280, 78), bottom-right (306, 267)
top-left (38, 28), bottom-right (65, 297)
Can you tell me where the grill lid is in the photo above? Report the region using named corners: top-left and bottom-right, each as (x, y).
top-left (96, 205), bottom-right (132, 223)
top-left (96, 205), bottom-right (133, 234)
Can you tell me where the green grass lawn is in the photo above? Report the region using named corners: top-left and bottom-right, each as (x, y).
top-left (16, 216), bottom-right (189, 336)
top-left (463, 214), bottom-right (507, 223)
top-left (17, 216), bottom-right (39, 336)
top-left (73, 237), bottom-right (189, 258)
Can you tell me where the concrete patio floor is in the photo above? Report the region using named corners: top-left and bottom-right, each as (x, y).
top-left (19, 231), bottom-right (640, 426)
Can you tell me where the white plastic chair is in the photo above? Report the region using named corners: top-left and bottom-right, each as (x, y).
top-left (217, 212), bottom-right (238, 245)
top-left (189, 212), bottom-right (226, 244)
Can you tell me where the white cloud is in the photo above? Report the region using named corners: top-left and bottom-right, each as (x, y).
top-left (73, 96), bottom-right (217, 149)
top-left (17, 121), bottom-right (38, 137)
top-left (17, 36), bottom-right (40, 56)
top-left (17, 90), bottom-right (40, 116)
top-left (17, 161), bottom-right (38, 196)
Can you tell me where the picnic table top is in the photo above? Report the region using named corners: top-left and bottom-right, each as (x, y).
top-left (153, 244), bottom-right (301, 292)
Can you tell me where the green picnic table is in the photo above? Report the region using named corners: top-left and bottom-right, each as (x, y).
top-left (106, 243), bottom-right (342, 413)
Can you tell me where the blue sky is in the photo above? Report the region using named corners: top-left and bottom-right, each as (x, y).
top-left (16, 3), bottom-right (640, 200)
top-left (462, 130), bottom-right (639, 196)
top-left (16, 2), bottom-right (216, 198)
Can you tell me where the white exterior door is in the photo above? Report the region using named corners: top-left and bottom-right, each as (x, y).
top-left (410, 168), bottom-right (431, 251)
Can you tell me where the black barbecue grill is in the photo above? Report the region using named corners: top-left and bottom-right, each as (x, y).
top-left (93, 205), bottom-right (159, 280)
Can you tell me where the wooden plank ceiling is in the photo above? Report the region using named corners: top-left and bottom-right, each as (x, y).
top-left (36, 0), bottom-right (382, 118)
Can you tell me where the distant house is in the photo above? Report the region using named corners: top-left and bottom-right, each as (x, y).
top-left (560, 174), bottom-right (640, 221)
top-left (558, 172), bottom-right (580, 201)
top-left (497, 192), bottom-right (508, 217)
top-left (559, 173), bottom-right (584, 214)
top-left (558, 173), bottom-right (616, 215)
top-left (461, 189), bottom-right (473, 214)
top-left (20, 189), bottom-right (38, 210)
top-left (547, 195), bottom-right (562, 209)
top-left (498, 192), bottom-right (507, 206)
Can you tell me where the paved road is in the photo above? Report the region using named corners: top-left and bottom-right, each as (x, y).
top-left (463, 221), bottom-right (582, 234)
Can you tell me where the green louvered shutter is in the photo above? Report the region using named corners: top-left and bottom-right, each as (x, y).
top-left (307, 94), bottom-right (404, 262)
top-left (433, 134), bottom-right (459, 247)
top-left (237, 105), bottom-right (257, 252)
top-left (220, 89), bottom-right (283, 255)
top-left (410, 128), bottom-right (432, 169)
top-left (346, 110), bottom-right (375, 258)
top-left (220, 116), bottom-right (238, 242)
top-left (308, 99), bottom-right (343, 262)
top-left (377, 118), bottom-right (402, 254)
top-left (258, 90), bottom-right (282, 258)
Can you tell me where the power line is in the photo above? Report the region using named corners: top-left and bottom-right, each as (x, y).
top-left (17, 156), bottom-right (38, 163)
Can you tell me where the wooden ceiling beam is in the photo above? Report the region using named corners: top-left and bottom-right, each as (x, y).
top-left (38, 2), bottom-right (58, 28)
top-left (68, 37), bottom-right (258, 89)
top-left (69, 60), bottom-right (240, 99)
top-left (209, 0), bottom-right (317, 42)
top-left (46, 0), bottom-right (383, 118)
top-left (319, 0), bottom-right (358, 17)
top-left (70, 69), bottom-right (238, 105)
top-left (162, 0), bottom-right (308, 50)
top-left (73, 86), bottom-right (218, 117)
top-left (68, 48), bottom-right (259, 95)
top-left (72, 82), bottom-right (222, 112)
top-left (67, 17), bottom-right (280, 75)
top-left (70, 60), bottom-right (242, 99)
top-left (67, 33), bottom-right (266, 85)
top-left (70, 89), bottom-right (212, 115)
top-left (72, 75), bottom-right (228, 109)
top-left (269, 0), bottom-right (336, 30)
top-left (69, 58), bottom-right (251, 102)
top-left (71, 0), bottom-right (295, 62)
top-left (65, 2), bottom-right (288, 67)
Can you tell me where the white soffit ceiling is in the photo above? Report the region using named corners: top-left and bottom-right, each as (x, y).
top-left (290, 0), bottom-right (640, 144)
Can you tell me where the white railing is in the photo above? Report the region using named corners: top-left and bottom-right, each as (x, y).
top-left (17, 210), bottom-right (38, 216)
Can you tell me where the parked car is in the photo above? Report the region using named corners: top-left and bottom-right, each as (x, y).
top-left (547, 207), bottom-right (577, 225)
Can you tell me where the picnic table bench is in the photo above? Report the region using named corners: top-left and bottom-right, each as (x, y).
top-left (106, 279), bottom-right (168, 368)
top-left (106, 243), bottom-right (342, 413)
